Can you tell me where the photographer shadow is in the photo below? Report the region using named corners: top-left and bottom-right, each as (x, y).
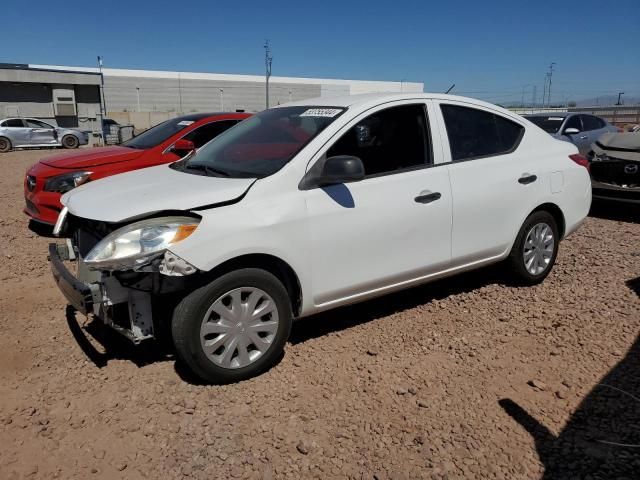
top-left (500, 300), bottom-right (640, 479)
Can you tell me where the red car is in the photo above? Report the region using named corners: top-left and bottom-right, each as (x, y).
top-left (24, 112), bottom-right (251, 233)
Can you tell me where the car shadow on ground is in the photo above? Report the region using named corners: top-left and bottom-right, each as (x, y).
top-left (65, 305), bottom-right (172, 369)
top-left (290, 263), bottom-right (506, 345)
top-left (589, 199), bottom-right (640, 224)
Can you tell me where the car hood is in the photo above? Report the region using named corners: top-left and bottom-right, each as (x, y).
top-left (592, 132), bottom-right (640, 162)
top-left (40, 146), bottom-right (145, 169)
top-left (61, 164), bottom-right (256, 223)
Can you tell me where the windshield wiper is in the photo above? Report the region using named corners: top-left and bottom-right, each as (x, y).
top-left (184, 163), bottom-right (230, 177)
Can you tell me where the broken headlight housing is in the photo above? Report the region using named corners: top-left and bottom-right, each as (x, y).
top-left (84, 216), bottom-right (199, 271)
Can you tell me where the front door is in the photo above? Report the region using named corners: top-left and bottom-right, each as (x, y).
top-left (303, 102), bottom-right (452, 307)
top-left (1, 118), bottom-right (30, 146)
top-left (26, 119), bottom-right (58, 145)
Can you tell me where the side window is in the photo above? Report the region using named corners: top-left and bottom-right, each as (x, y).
top-left (326, 104), bottom-right (431, 177)
top-left (183, 120), bottom-right (238, 148)
top-left (581, 115), bottom-right (601, 131)
top-left (3, 119), bottom-right (25, 128)
top-left (440, 104), bottom-right (524, 161)
top-left (26, 119), bottom-right (52, 129)
top-left (564, 115), bottom-right (582, 131)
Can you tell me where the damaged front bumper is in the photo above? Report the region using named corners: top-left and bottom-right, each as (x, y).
top-left (49, 241), bottom-right (170, 344)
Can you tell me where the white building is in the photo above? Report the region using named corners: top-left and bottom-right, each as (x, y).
top-left (31, 64), bottom-right (423, 115)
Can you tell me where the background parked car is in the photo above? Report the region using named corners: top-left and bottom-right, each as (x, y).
top-left (588, 131), bottom-right (640, 203)
top-left (24, 112), bottom-right (251, 232)
top-left (0, 117), bottom-right (89, 152)
top-left (524, 112), bottom-right (617, 155)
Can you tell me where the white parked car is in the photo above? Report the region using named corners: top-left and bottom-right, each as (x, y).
top-left (49, 93), bottom-right (591, 383)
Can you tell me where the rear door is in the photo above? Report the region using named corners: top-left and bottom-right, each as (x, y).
top-left (26, 119), bottom-right (58, 145)
top-left (303, 101), bottom-right (453, 307)
top-left (1, 118), bottom-right (30, 146)
top-left (436, 102), bottom-right (540, 265)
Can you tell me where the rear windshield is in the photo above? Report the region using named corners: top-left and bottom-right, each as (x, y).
top-left (122, 118), bottom-right (197, 149)
top-left (525, 116), bottom-right (565, 134)
top-left (174, 106), bottom-right (345, 178)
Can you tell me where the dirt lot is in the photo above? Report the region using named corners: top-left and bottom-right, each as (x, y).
top-left (1, 149), bottom-right (639, 480)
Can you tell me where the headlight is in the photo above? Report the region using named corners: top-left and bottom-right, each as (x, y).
top-left (44, 171), bottom-right (91, 193)
top-left (84, 216), bottom-right (200, 270)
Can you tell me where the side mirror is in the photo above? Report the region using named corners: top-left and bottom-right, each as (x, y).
top-left (171, 138), bottom-right (195, 154)
top-left (299, 155), bottom-right (365, 190)
top-left (564, 127), bottom-right (580, 135)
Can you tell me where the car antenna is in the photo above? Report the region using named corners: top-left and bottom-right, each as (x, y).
top-left (445, 84), bottom-right (455, 94)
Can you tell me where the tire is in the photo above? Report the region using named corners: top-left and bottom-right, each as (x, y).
top-left (171, 268), bottom-right (293, 384)
top-left (62, 135), bottom-right (79, 149)
top-left (0, 137), bottom-right (12, 153)
top-left (506, 211), bottom-right (559, 285)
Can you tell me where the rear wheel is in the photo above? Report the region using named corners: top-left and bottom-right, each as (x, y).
top-left (62, 135), bottom-right (79, 149)
top-left (507, 211), bottom-right (559, 285)
top-left (171, 268), bottom-right (292, 384)
top-left (0, 137), bottom-right (12, 153)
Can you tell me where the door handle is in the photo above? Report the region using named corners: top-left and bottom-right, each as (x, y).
top-left (414, 191), bottom-right (441, 204)
top-left (579, 135), bottom-right (588, 139)
top-left (518, 174), bottom-right (537, 185)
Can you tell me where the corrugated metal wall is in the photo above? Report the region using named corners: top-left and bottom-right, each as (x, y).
top-left (103, 76), bottom-right (322, 113)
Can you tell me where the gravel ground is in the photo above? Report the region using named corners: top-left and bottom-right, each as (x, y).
top-left (1, 149), bottom-right (639, 480)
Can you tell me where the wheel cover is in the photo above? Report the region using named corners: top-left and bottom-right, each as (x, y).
top-left (523, 222), bottom-right (554, 275)
top-left (199, 287), bottom-right (279, 369)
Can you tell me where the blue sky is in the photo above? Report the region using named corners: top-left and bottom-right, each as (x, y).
top-left (3, 0), bottom-right (639, 104)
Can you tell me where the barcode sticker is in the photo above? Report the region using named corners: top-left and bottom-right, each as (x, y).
top-left (299, 108), bottom-right (342, 118)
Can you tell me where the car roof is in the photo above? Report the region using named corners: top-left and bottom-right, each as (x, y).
top-left (279, 92), bottom-right (528, 119)
top-left (523, 112), bottom-right (572, 118)
top-left (176, 112), bottom-right (250, 121)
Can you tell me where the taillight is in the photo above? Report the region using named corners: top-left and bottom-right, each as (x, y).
top-left (569, 154), bottom-right (590, 171)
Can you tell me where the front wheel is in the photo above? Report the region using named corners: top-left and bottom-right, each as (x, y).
top-left (506, 211), bottom-right (559, 285)
top-left (62, 135), bottom-right (79, 149)
top-left (171, 268), bottom-right (293, 384)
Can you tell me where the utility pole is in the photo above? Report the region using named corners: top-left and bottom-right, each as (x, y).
top-left (546, 62), bottom-right (556, 107)
top-left (616, 92), bottom-right (624, 105)
top-left (264, 40), bottom-right (273, 109)
top-left (136, 86), bottom-right (140, 112)
top-left (521, 84), bottom-right (531, 108)
top-left (532, 85), bottom-right (537, 111)
top-left (219, 88), bottom-right (224, 111)
top-left (97, 56), bottom-right (107, 144)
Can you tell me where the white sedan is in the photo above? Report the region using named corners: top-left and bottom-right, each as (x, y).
top-left (49, 93), bottom-right (591, 383)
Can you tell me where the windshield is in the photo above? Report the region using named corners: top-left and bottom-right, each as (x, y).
top-left (525, 115), bottom-right (565, 134)
top-left (173, 106), bottom-right (345, 178)
top-left (123, 118), bottom-right (197, 149)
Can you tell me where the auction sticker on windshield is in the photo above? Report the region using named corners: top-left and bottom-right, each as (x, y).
top-left (299, 108), bottom-right (343, 117)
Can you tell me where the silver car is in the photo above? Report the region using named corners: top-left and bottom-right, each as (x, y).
top-left (0, 117), bottom-right (89, 153)
top-left (524, 112), bottom-right (618, 155)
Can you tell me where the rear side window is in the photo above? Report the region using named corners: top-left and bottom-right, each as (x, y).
top-left (2, 119), bottom-right (24, 127)
top-left (440, 105), bottom-right (524, 161)
top-left (564, 115), bottom-right (582, 131)
top-left (581, 115), bottom-right (603, 131)
top-left (183, 120), bottom-right (238, 148)
top-left (26, 119), bottom-right (53, 129)
top-left (327, 104), bottom-right (431, 177)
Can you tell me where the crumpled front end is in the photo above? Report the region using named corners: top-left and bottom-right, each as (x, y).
top-left (49, 212), bottom-right (202, 343)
